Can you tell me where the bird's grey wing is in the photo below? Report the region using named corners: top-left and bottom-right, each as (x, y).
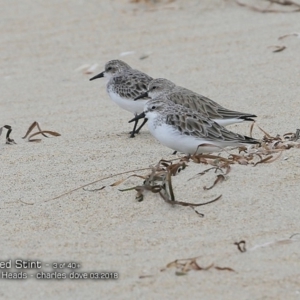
top-left (165, 109), bottom-right (214, 138)
top-left (166, 105), bottom-right (259, 144)
top-left (168, 89), bottom-right (255, 120)
top-left (183, 113), bottom-right (226, 141)
top-left (166, 90), bottom-right (224, 119)
top-left (111, 71), bottom-right (153, 100)
top-left (166, 108), bottom-right (250, 143)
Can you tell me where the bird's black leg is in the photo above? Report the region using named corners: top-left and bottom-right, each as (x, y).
top-left (129, 115), bottom-right (139, 138)
top-left (135, 118), bottom-right (148, 134)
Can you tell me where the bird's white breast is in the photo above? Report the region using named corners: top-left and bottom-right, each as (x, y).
top-left (147, 117), bottom-right (224, 154)
top-left (107, 90), bottom-right (148, 115)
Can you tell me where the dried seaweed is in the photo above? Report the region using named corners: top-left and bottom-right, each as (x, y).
top-left (184, 139), bottom-right (286, 168)
top-left (235, 0), bottom-right (300, 13)
top-left (234, 240), bottom-right (247, 253)
top-left (235, 234), bottom-right (300, 253)
top-left (162, 256), bottom-right (235, 274)
top-left (0, 125), bottom-right (16, 145)
top-left (203, 174), bottom-right (226, 190)
top-left (188, 166), bottom-right (228, 181)
top-left (253, 152), bottom-right (282, 166)
top-left (278, 32), bottom-right (300, 40)
top-left (22, 121), bottom-right (61, 142)
top-left (139, 274), bottom-right (154, 279)
top-left (229, 123), bottom-right (300, 160)
top-left (214, 266), bottom-right (235, 272)
top-left (269, 30), bottom-right (299, 51)
top-left (161, 234), bottom-right (299, 276)
top-left (119, 159), bottom-right (222, 212)
top-left (268, 45), bottom-right (286, 52)
top-left (249, 124), bottom-right (300, 153)
top-left (139, 53), bottom-right (151, 60)
top-left (49, 124), bottom-right (299, 213)
top-left (48, 167), bottom-right (152, 202)
top-left (84, 174), bottom-right (147, 193)
top-left (249, 121), bottom-right (255, 138)
top-left (290, 233), bottom-right (300, 239)
top-left (53, 157), bottom-right (222, 214)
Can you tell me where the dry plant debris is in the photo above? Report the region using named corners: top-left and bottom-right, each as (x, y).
top-left (267, 32), bottom-right (299, 53)
top-left (0, 125), bottom-right (16, 145)
top-left (48, 122), bottom-right (300, 218)
top-left (235, 0), bottom-right (300, 12)
top-left (248, 123), bottom-right (300, 153)
top-left (139, 274), bottom-right (154, 279)
top-left (50, 158), bottom-right (222, 216)
top-left (162, 256), bottom-right (235, 275)
top-left (234, 240), bottom-right (247, 252)
top-left (235, 234), bottom-right (300, 253)
top-left (278, 32), bottom-right (300, 40)
top-left (139, 52), bottom-right (153, 60)
top-left (116, 124), bottom-right (300, 205)
top-left (268, 45), bottom-right (287, 52)
top-left (114, 159), bottom-right (223, 216)
top-left (50, 123), bottom-right (300, 217)
top-left (22, 121), bottom-right (61, 142)
top-left (161, 233), bottom-right (299, 276)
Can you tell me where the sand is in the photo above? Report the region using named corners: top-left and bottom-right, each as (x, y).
top-left (1, 0), bottom-right (300, 299)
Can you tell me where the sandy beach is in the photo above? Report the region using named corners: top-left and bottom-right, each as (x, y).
top-left (1, 0), bottom-right (300, 298)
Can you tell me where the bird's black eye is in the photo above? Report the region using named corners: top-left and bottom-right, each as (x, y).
top-left (107, 67), bottom-right (112, 71)
top-left (152, 86), bottom-right (156, 90)
top-left (151, 106), bottom-right (156, 110)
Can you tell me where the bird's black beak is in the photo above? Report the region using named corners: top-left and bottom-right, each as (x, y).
top-left (89, 71), bottom-right (104, 81)
top-left (134, 92), bottom-right (149, 101)
top-left (128, 112), bottom-right (146, 123)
